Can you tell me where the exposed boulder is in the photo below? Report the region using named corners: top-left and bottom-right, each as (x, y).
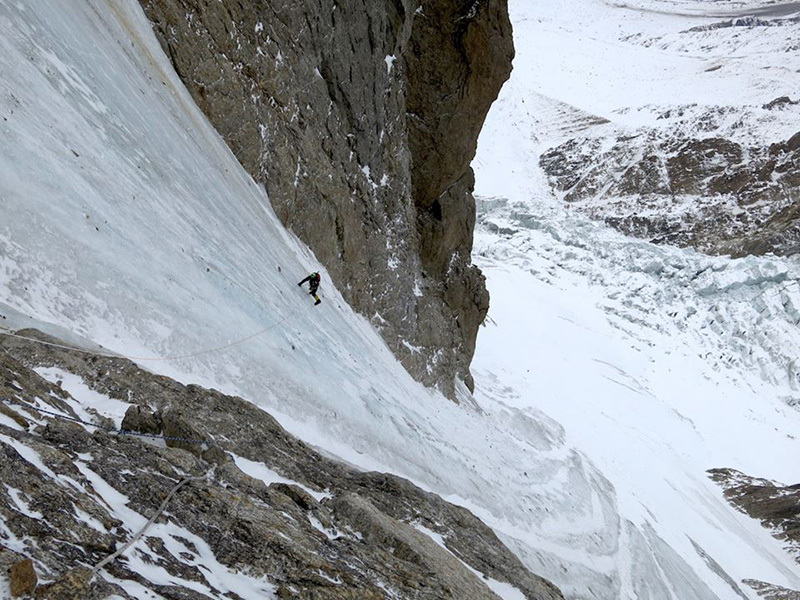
top-left (9, 558), bottom-right (36, 598)
top-left (120, 404), bottom-right (162, 436)
top-left (134, 0), bottom-right (513, 397)
top-left (763, 96), bottom-right (799, 111)
top-left (33, 568), bottom-right (118, 600)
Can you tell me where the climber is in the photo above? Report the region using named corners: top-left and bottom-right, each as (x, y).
top-left (298, 272), bottom-right (322, 305)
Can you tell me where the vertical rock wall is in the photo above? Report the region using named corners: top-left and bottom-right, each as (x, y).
top-left (136, 0), bottom-right (513, 397)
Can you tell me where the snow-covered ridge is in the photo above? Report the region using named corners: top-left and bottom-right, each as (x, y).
top-left (514, 0), bottom-right (800, 128)
top-left (611, 0), bottom-right (800, 18)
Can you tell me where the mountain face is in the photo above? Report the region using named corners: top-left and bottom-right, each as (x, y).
top-left (3, 0), bottom-right (800, 598)
top-left (0, 1), bottom-right (561, 596)
top-left (134, 0), bottom-right (513, 397)
top-left (709, 468), bottom-right (800, 566)
top-left (530, 8), bottom-right (800, 261)
top-left (709, 469), bottom-right (800, 600)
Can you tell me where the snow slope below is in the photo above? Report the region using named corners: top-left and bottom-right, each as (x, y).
top-left (472, 199), bottom-right (800, 599)
top-left (473, 0), bottom-right (800, 597)
top-left (0, 0), bottom-right (798, 599)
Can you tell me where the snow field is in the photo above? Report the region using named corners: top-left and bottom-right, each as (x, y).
top-left (471, 0), bottom-right (800, 597)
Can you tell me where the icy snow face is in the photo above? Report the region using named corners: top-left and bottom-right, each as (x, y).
top-left (469, 199), bottom-right (800, 598)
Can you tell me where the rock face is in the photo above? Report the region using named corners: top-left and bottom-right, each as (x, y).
top-left (8, 558), bottom-right (36, 597)
top-left (743, 579), bottom-right (800, 600)
top-left (540, 129), bottom-right (800, 257)
top-left (134, 0), bottom-right (513, 397)
top-left (0, 329), bottom-right (563, 599)
top-left (708, 468), bottom-right (800, 563)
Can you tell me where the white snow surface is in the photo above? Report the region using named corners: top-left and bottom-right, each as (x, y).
top-left (500, 0), bottom-right (800, 139)
top-left (471, 0), bottom-right (800, 598)
top-left (34, 366), bottom-right (131, 428)
top-left (229, 452), bottom-right (332, 502)
top-left (0, 1), bottom-right (798, 600)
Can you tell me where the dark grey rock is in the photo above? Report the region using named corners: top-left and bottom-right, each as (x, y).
top-left (743, 579), bottom-right (800, 600)
top-left (0, 330), bottom-right (564, 600)
top-left (330, 493), bottom-right (498, 599)
top-left (121, 405), bottom-right (162, 436)
top-left (708, 468), bottom-right (800, 564)
top-left (763, 96), bottom-right (799, 111)
top-left (707, 471), bottom-right (800, 600)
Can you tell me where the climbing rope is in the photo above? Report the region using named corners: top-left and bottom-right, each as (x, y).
top-left (90, 471), bottom-right (209, 578)
top-left (0, 305), bottom-right (296, 363)
top-left (0, 396), bottom-right (206, 444)
top-left (0, 275), bottom-right (308, 444)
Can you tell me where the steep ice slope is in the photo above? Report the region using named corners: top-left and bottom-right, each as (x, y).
top-left (473, 0), bottom-right (800, 598)
top-left (0, 1), bottom-right (798, 600)
top-left (0, 0), bottom-right (441, 481)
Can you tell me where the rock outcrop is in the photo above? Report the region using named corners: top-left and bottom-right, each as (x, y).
top-left (8, 557), bottom-right (36, 597)
top-left (134, 0), bottom-right (513, 397)
top-left (709, 468), bottom-right (800, 599)
top-left (540, 129), bottom-right (800, 258)
top-left (742, 579), bottom-right (800, 600)
top-left (708, 468), bottom-right (800, 563)
top-left (0, 329), bottom-right (563, 599)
